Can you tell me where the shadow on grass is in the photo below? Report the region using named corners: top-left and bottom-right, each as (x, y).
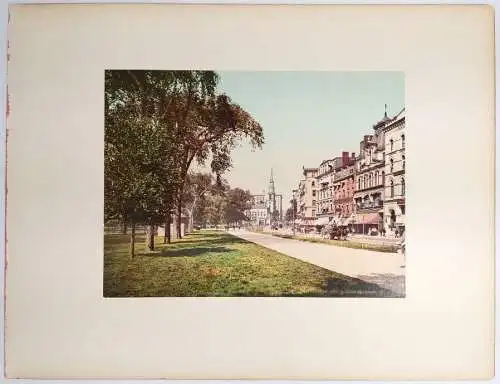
top-left (139, 246), bottom-right (233, 258)
top-left (355, 273), bottom-right (406, 297)
top-left (171, 236), bottom-right (249, 247)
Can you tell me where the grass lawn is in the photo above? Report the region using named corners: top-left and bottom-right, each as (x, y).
top-left (262, 232), bottom-right (398, 253)
top-left (104, 230), bottom-right (392, 297)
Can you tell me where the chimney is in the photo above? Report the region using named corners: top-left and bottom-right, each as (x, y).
top-left (342, 151), bottom-right (349, 167)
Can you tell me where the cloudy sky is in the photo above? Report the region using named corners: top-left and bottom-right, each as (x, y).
top-left (203, 71), bottom-right (405, 206)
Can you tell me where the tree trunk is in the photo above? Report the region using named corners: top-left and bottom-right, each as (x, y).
top-left (172, 215), bottom-right (178, 239)
top-left (177, 203), bottom-right (182, 239)
top-left (121, 220), bottom-right (128, 234)
top-left (177, 188), bottom-right (183, 239)
top-left (164, 213), bottom-right (171, 244)
top-left (130, 221), bottom-right (136, 257)
top-left (146, 224), bottom-right (155, 251)
top-left (187, 196), bottom-right (197, 234)
top-left (189, 212), bottom-right (194, 233)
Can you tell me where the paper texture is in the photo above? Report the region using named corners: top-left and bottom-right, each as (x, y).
top-left (4, 3), bottom-right (495, 379)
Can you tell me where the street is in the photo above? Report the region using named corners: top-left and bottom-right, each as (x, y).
top-left (229, 229), bottom-right (405, 297)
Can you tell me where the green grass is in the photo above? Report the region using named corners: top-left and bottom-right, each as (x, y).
top-left (103, 230), bottom-right (392, 297)
top-left (266, 232), bottom-right (398, 253)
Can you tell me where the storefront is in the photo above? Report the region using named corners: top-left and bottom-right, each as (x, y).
top-left (353, 212), bottom-right (383, 235)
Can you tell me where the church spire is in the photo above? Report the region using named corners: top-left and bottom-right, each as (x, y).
top-left (384, 103), bottom-right (388, 118)
top-left (268, 168), bottom-right (275, 195)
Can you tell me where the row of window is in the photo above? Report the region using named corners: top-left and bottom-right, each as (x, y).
top-left (388, 177), bottom-right (405, 198)
top-left (388, 134), bottom-right (405, 152)
top-left (357, 171), bottom-right (384, 190)
top-left (305, 179), bottom-right (405, 211)
top-left (388, 156), bottom-right (405, 173)
top-left (312, 204), bottom-right (353, 216)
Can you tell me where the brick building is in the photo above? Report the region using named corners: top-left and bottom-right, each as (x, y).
top-left (332, 151), bottom-right (356, 224)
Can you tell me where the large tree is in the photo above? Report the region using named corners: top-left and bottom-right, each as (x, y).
top-left (104, 70), bottom-right (265, 253)
top-left (105, 70), bottom-right (184, 254)
top-left (170, 84), bottom-right (264, 238)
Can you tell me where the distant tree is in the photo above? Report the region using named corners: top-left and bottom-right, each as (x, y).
top-left (183, 172), bottom-right (214, 233)
top-left (284, 199), bottom-right (298, 224)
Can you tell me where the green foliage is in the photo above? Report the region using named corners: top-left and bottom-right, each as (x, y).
top-left (104, 70), bottom-right (265, 236)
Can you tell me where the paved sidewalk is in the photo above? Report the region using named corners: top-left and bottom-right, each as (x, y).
top-left (229, 229), bottom-right (405, 296)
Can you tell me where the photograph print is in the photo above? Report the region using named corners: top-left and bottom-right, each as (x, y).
top-left (104, 70), bottom-right (406, 298)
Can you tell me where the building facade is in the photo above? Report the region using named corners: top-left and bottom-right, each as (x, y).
top-left (297, 167), bottom-right (318, 227)
top-left (316, 159), bottom-right (335, 225)
top-left (353, 113), bottom-right (388, 234)
top-left (333, 151), bottom-right (356, 224)
top-left (288, 105), bottom-right (406, 237)
top-left (382, 108), bottom-right (406, 236)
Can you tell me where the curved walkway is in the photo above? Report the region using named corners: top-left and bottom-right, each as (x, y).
top-left (229, 229), bottom-right (405, 297)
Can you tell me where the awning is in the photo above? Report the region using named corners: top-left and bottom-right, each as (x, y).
top-left (316, 216), bottom-right (330, 225)
top-left (341, 216), bottom-right (355, 225)
top-left (354, 213), bottom-right (381, 225)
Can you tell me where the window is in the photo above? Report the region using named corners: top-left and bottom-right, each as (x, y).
top-left (402, 134), bottom-right (405, 149)
top-left (375, 171), bottom-right (379, 185)
top-left (403, 155), bottom-right (406, 170)
top-left (312, 210), bottom-right (316, 216)
top-left (312, 190), bottom-right (316, 197)
top-left (390, 158), bottom-right (394, 173)
top-left (390, 139), bottom-right (394, 152)
top-left (358, 177), bottom-right (361, 190)
top-left (312, 181), bottom-right (315, 187)
top-left (390, 179), bottom-right (394, 198)
top-left (401, 177), bottom-right (405, 195)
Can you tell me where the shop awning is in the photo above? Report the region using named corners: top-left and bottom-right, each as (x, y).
top-left (341, 216), bottom-right (355, 226)
top-left (316, 216), bottom-right (330, 225)
top-left (354, 213), bottom-right (381, 225)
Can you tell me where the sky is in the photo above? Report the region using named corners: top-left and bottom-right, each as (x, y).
top-left (199, 71), bottom-right (405, 206)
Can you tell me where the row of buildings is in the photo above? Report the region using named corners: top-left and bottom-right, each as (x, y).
top-left (292, 106), bottom-right (406, 236)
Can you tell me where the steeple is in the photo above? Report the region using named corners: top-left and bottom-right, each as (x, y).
top-left (268, 168), bottom-right (275, 195)
top-left (373, 104), bottom-right (390, 130)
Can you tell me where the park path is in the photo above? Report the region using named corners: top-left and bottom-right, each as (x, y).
top-left (228, 229), bottom-right (405, 296)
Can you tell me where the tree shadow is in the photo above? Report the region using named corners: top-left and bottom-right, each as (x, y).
top-left (171, 236), bottom-right (249, 247)
top-left (168, 232), bottom-right (250, 245)
top-left (139, 246), bottom-right (233, 258)
top-left (354, 273), bottom-right (406, 298)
